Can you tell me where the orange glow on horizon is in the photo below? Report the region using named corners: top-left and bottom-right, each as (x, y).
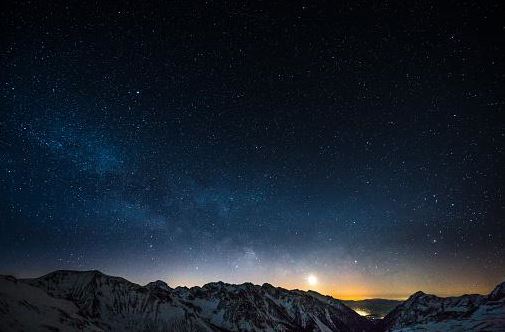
top-left (148, 272), bottom-right (499, 301)
top-left (143, 262), bottom-right (503, 302)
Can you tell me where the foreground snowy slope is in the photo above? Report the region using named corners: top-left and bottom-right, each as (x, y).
top-left (0, 275), bottom-right (102, 331)
top-left (380, 281), bottom-right (505, 331)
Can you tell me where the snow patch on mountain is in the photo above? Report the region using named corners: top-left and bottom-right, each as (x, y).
top-left (1, 270), bottom-right (372, 331)
top-left (381, 281), bottom-right (505, 332)
top-left (0, 275), bottom-right (102, 331)
top-left (2, 271), bottom-right (504, 332)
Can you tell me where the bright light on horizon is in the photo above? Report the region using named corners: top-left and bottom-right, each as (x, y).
top-left (307, 274), bottom-right (318, 286)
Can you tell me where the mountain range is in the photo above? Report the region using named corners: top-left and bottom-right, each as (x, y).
top-left (0, 270), bottom-right (504, 331)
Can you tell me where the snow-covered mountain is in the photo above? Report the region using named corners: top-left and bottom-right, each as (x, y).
top-left (0, 270), bottom-right (372, 331)
top-left (380, 281), bottom-right (505, 331)
top-left (1, 270), bottom-right (504, 331)
top-left (2, 271), bottom-right (214, 331)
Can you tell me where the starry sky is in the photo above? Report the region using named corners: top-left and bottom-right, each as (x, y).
top-left (1, 1), bottom-right (504, 300)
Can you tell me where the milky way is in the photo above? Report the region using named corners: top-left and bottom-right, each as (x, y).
top-left (1, 1), bottom-right (504, 299)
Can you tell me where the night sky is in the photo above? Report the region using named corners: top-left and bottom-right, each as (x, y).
top-left (1, 1), bottom-right (504, 300)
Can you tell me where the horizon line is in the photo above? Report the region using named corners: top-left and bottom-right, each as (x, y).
top-left (2, 268), bottom-right (501, 302)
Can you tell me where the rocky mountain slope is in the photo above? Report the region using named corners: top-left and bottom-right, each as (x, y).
top-left (379, 281), bottom-right (505, 331)
top-left (0, 270), bottom-right (372, 331)
top-left (1, 270), bottom-right (504, 331)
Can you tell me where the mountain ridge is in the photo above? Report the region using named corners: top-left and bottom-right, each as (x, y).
top-left (379, 280), bottom-right (505, 331)
top-left (1, 270), bottom-right (504, 331)
top-left (1, 270), bottom-right (372, 331)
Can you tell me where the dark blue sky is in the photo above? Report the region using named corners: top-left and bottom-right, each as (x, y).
top-left (1, 0), bottom-right (504, 298)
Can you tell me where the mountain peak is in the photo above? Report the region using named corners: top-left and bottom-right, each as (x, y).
top-left (145, 280), bottom-right (171, 291)
top-left (408, 290), bottom-right (426, 300)
top-left (488, 280), bottom-right (505, 301)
